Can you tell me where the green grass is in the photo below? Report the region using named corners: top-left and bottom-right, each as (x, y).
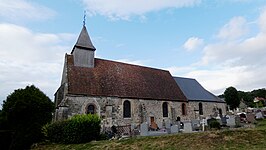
top-left (32, 119), bottom-right (266, 150)
top-left (255, 119), bottom-right (266, 130)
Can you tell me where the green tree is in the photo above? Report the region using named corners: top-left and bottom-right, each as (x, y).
top-left (251, 88), bottom-right (266, 98)
top-left (0, 85), bottom-right (54, 149)
top-left (238, 91), bottom-right (254, 107)
top-left (224, 86), bottom-right (240, 110)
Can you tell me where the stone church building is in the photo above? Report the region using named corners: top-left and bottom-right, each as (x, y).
top-left (54, 25), bottom-right (226, 130)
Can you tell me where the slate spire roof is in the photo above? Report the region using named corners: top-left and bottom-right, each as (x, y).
top-left (71, 25), bottom-right (96, 53)
top-left (173, 77), bottom-right (224, 103)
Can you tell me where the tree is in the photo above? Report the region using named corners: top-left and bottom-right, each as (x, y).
top-left (224, 86), bottom-right (240, 110)
top-left (251, 88), bottom-right (266, 98)
top-left (0, 85), bottom-right (54, 149)
top-left (238, 91), bottom-right (254, 107)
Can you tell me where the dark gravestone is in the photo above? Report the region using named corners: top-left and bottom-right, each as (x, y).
top-left (176, 116), bottom-right (181, 122)
top-left (235, 116), bottom-right (241, 127)
top-left (246, 113), bottom-right (255, 123)
top-left (239, 113), bottom-right (246, 122)
top-left (221, 116), bottom-right (228, 126)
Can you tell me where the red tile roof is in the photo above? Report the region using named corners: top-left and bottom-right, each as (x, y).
top-left (66, 55), bottom-right (186, 101)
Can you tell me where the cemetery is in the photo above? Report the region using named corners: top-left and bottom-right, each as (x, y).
top-left (33, 118), bottom-right (266, 150)
top-left (108, 108), bottom-right (266, 138)
top-left (99, 107), bottom-right (266, 140)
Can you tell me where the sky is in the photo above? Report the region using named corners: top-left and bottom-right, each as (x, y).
top-left (1, 0), bottom-right (266, 107)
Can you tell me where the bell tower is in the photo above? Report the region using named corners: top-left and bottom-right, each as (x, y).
top-left (71, 25), bottom-right (96, 68)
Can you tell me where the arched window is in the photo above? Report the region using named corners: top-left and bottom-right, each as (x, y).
top-left (162, 102), bottom-right (168, 117)
top-left (123, 100), bottom-right (131, 118)
top-left (87, 104), bottom-right (95, 114)
top-left (199, 103), bottom-right (203, 115)
top-left (219, 108), bottom-right (222, 116)
top-left (182, 103), bottom-right (186, 115)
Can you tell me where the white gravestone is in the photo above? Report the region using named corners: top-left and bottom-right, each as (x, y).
top-left (226, 116), bottom-right (236, 127)
top-left (170, 125), bottom-right (179, 133)
top-left (140, 122), bottom-right (148, 136)
top-left (183, 121), bottom-right (192, 133)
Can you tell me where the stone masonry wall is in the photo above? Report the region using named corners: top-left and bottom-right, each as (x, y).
top-left (188, 101), bottom-right (227, 119)
top-left (56, 95), bottom-right (226, 128)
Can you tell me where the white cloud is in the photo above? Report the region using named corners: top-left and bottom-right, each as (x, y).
top-left (0, 0), bottom-right (56, 21)
top-left (184, 66), bottom-right (254, 94)
top-left (183, 37), bottom-right (204, 51)
top-left (81, 0), bottom-right (201, 20)
top-left (168, 8), bottom-right (266, 95)
top-left (115, 59), bottom-right (148, 66)
top-left (217, 16), bottom-right (248, 40)
top-left (0, 23), bottom-right (74, 103)
top-left (258, 7), bottom-right (266, 33)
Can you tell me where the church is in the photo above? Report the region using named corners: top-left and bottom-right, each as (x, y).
top-left (54, 25), bottom-right (226, 130)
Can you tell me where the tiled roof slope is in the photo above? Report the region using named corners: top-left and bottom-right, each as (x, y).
top-left (67, 55), bottom-right (186, 101)
top-left (173, 77), bottom-right (224, 103)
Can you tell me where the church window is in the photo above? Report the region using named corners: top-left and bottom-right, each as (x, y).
top-left (219, 108), bottom-right (222, 116)
top-left (87, 104), bottom-right (95, 114)
top-left (182, 103), bottom-right (186, 115)
top-left (199, 103), bottom-right (203, 115)
top-left (123, 100), bottom-right (131, 118)
top-left (162, 102), bottom-right (168, 117)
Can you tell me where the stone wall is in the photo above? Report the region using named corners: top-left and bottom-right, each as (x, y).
top-left (188, 101), bottom-right (227, 119)
top-left (55, 95), bottom-right (226, 128)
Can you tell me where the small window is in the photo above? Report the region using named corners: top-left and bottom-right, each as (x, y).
top-left (199, 103), bottom-right (203, 115)
top-left (87, 104), bottom-right (95, 114)
top-left (162, 102), bottom-right (168, 117)
top-left (123, 100), bottom-right (131, 118)
top-left (182, 103), bottom-right (186, 115)
top-left (219, 108), bottom-right (222, 116)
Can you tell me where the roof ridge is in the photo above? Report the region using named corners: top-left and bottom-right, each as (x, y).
top-left (95, 58), bottom-right (170, 72)
top-left (173, 76), bottom-right (196, 80)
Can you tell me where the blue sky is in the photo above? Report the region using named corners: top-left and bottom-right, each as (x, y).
top-left (1, 0), bottom-right (266, 106)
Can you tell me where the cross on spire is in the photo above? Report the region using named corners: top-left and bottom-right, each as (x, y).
top-left (83, 10), bottom-right (86, 26)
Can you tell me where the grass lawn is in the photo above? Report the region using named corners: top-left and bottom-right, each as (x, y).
top-left (32, 119), bottom-right (266, 150)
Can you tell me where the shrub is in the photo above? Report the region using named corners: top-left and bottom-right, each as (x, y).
top-left (43, 114), bottom-right (101, 144)
top-left (42, 121), bottom-right (67, 143)
top-left (209, 119), bottom-right (221, 130)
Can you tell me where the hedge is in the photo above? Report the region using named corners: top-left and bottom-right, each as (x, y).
top-left (43, 114), bottom-right (101, 144)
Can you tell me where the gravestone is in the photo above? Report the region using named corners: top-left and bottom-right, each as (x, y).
top-left (183, 121), bottom-right (192, 133)
top-left (235, 116), bottom-right (241, 127)
top-left (170, 125), bottom-right (179, 133)
top-left (221, 116), bottom-right (228, 126)
top-left (246, 113), bottom-right (255, 123)
top-left (140, 122), bottom-right (148, 136)
top-left (256, 112), bottom-right (263, 119)
top-left (226, 116), bottom-right (236, 127)
top-left (165, 121), bottom-right (171, 133)
top-left (157, 122), bottom-right (163, 129)
top-left (261, 111), bottom-right (266, 117)
top-left (191, 119), bottom-right (200, 131)
top-left (165, 121), bottom-right (171, 129)
top-left (200, 119), bottom-right (207, 131)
